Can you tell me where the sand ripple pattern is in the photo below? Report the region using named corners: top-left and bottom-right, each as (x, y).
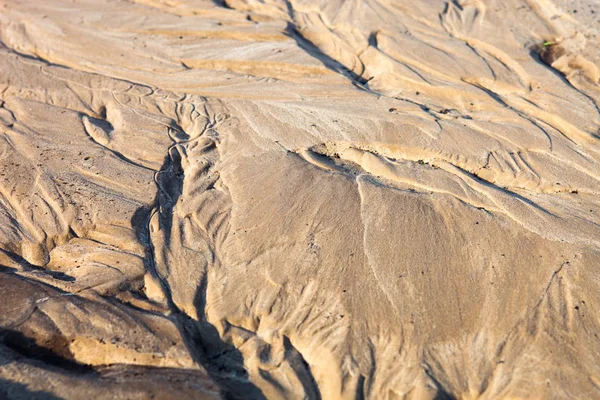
top-left (0, 0), bottom-right (600, 398)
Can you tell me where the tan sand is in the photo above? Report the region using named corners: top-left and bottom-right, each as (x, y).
top-left (0, 0), bottom-right (599, 398)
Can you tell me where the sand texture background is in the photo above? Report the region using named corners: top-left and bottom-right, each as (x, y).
top-left (0, 0), bottom-right (600, 398)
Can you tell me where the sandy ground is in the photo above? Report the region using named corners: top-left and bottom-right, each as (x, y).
top-left (0, 0), bottom-right (599, 398)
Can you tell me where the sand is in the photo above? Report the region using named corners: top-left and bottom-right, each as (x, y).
top-left (0, 0), bottom-right (599, 398)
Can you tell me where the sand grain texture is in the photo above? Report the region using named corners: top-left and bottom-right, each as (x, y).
top-left (0, 0), bottom-right (599, 398)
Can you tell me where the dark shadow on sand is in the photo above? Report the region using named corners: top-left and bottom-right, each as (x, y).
top-left (0, 378), bottom-right (63, 400)
top-left (131, 148), bottom-right (265, 399)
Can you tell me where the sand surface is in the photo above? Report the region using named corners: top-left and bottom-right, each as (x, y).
top-left (0, 0), bottom-right (599, 398)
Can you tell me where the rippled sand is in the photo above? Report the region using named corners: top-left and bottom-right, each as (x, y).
top-left (1, 0), bottom-right (600, 398)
